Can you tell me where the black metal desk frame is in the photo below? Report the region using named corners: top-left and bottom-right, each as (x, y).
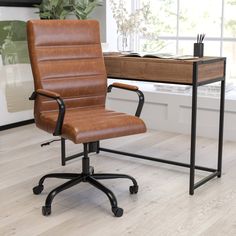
top-left (61, 58), bottom-right (226, 195)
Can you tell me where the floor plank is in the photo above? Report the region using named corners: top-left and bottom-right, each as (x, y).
top-left (0, 124), bottom-right (236, 236)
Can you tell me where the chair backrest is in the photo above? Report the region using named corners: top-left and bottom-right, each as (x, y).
top-left (27, 20), bottom-right (107, 118)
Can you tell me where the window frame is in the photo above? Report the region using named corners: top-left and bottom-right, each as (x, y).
top-left (132, 0), bottom-right (236, 87)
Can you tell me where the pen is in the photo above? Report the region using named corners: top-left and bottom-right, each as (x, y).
top-left (201, 33), bottom-right (205, 42)
top-left (197, 33), bottom-right (205, 43)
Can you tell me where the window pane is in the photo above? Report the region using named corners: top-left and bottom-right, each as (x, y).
top-left (135, 0), bottom-right (236, 83)
top-left (204, 41), bottom-right (221, 56)
top-left (179, 0), bottom-right (222, 37)
top-left (178, 40), bottom-right (195, 55)
top-left (223, 42), bottom-right (236, 80)
top-left (140, 0), bottom-right (177, 37)
top-left (139, 38), bottom-right (176, 53)
top-left (224, 0), bottom-right (236, 37)
top-left (178, 41), bottom-right (221, 56)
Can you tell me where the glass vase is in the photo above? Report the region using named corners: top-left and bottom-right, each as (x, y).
top-left (117, 34), bottom-right (132, 52)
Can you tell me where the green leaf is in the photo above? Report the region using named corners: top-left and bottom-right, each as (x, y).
top-left (34, 0), bottom-right (102, 20)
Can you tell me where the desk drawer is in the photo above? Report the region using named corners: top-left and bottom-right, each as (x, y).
top-left (121, 60), bottom-right (145, 79)
top-left (104, 57), bottom-right (146, 80)
top-left (198, 61), bottom-right (224, 83)
top-left (104, 56), bottom-right (225, 85)
top-left (145, 61), bottom-right (193, 84)
top-left (104, 58), bottom-right (122, 77)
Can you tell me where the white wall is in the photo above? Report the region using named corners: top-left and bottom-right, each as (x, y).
top-left (0, 6), bottom-right (38, 20)
top-left (105, 0), bottom-right (117, 51)
top-left (90, 1), bottom-right (107, 42)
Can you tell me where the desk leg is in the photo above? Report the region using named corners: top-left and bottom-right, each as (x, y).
top-left (61, 138), bottom-right (66, 166)
top-left (189, 83), bottom-right (198, 195)
top-left (217, 79), bottom-right (225, 177)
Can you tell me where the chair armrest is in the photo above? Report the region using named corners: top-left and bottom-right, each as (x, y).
top-left (29, 89), bottom-right (65, 136)
top-left (36, 89), bottom-right (60, 99)
top-left (29, 89), bottom-right (60, 100)
top-left (107, 82), bottom-right (144, 117)
top-left (107, 82), bottom-right (139, 92)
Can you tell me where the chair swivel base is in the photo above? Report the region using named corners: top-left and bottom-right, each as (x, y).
top-left (33, 166), bottom-right (138, 217)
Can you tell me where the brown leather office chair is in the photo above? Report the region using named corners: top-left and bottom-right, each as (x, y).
top-left (27, 19), bottom-right (146, 217)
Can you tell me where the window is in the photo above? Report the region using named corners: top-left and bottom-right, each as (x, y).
top-left (133, 0), bottom-right (236, 82)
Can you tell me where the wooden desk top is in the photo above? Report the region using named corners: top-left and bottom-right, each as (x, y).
top-left (104, 54), bottom-right (226, 85)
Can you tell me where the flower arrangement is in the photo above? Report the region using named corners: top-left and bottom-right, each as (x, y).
top-left (109, 0), bottom-right (151, 37)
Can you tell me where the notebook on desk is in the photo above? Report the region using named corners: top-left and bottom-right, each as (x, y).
top-left (122, 52), bottom-right (198, 60)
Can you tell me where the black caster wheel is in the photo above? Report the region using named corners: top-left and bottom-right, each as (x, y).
top-left (112, 207), bottom-right (123, 217)
top-left (129, 185), bottom-right (139, 194)
top-left (89, 166), bottom-right (95, 175)
top-left (33, 185), bottom-right (44, 195)
top-left (42, 206), bottom-right (51, 216)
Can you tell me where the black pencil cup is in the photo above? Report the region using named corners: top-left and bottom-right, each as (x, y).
top-left (193, 43), bottom-right (204, 57)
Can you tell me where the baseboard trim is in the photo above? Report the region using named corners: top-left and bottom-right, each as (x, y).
top-left (0, 119), bottom-right (35, 131)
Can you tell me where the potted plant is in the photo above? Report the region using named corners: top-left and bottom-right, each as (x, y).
top-left (35, 0), bottom-right (103, 20)
top-left (71, 0), bottom-right (103, 20)
top-left (34, 0), bottom-right (71, 19)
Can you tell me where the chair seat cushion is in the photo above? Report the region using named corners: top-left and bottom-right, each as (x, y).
top-left (39, 107), bottom-right (146, 144)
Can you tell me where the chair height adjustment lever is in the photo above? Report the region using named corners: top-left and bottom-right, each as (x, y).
top-left (41, 139), bottom-right (61, 147)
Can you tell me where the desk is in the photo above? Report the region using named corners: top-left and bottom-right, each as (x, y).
top-left (102, 55), bottom-right (226, 195)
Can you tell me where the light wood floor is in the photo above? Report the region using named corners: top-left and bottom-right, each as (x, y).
top-left (0, 124), bottom-right (236, 236)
